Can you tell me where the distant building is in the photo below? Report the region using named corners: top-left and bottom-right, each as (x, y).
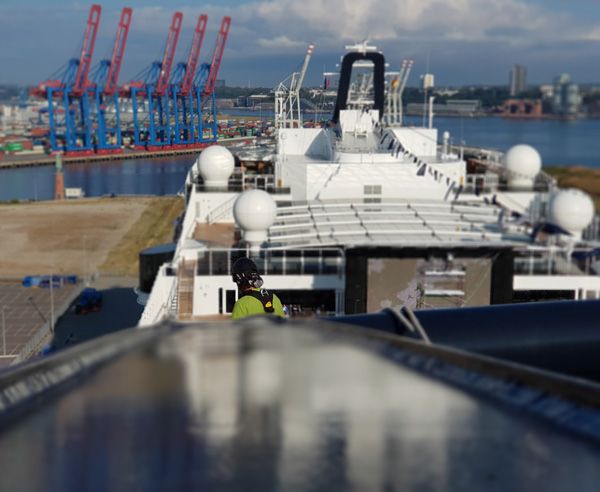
top-left (552, 74), bottom-right (581, 116)
top-left (248, 94), bottom-right (272, 106)
top-left (539, 84), bottom-right (554, 99)
top-left (236, 94), bottom-right (273, 109)
top-left (501, 99), bottom-right (543, 118)
top-left (434, 88), bottom-right (460, 97)
top-left (236, 96), bottom-right (250, 107)
top-left (509, 65), bottom-right (527, 96)
top-left (216, 98), bottom-right (235, 110)
top-left (406, 99), bottom-right (482, 117)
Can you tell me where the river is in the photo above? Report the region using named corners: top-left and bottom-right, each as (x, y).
top-left (0, 155), bottom-right (193, 201)
top-left (1, 115), bottom-right (599, 201)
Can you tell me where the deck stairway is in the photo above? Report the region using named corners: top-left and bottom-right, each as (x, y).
top-left (177, 260), bottom-right (196, 319)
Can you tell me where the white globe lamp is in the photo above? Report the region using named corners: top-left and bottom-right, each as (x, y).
top-left (549, 189), bottom-right (594, 239)
top-left (503, 144), bottom-right (542, 190)
top-left (197, 145), bottom-right (235, 187)
top-left (233, 189), bottom-right (277, 248)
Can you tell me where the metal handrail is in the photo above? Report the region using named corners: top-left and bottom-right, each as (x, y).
top-left (206, 195), bottom-right (237, 224)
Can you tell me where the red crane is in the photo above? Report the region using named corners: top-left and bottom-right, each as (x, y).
top-left (180, 15), bottom-right (208, 96)
top-left (31, 4), bottom-right (102, 98)
top-left (155, 12), bottom-right (183, 95)
top-left (202, 16), bottom-right (231, 97)
top-left (103, 7), bottom-right (133, 96)
top-left (72, 4), bottom-right (102, 96)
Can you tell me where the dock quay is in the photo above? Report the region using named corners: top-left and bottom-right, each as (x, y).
top-left (0, 136), bottom-right (254, 170)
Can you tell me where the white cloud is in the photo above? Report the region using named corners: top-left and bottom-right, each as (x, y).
top-left (94, 1), bottom-right (600, 60)
top-left (220, 0), bottom-right (594, 50)
top-left (575, 26), bottom-right (600, 42)
top-left (4, 1), bottom-right (599, 85)
top-left (257, 36), bottom-right (305, 50)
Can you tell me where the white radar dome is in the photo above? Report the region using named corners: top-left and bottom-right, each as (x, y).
top-left (197, 145), bottom-right (235, 187)
top-left (503, 144), bottom-right (542, 189)
top-left (233, 189), bottom-right (277, 247)
top-left (549, 189), bottom-right (594, 237)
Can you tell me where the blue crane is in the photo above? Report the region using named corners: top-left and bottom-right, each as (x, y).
top-left (32, 4), bottom-right (102, 154)
top-left (192, 16), bottom-right (231, 146)
top-left (169, 14), bottom-right (208, 146)
top-left (123, 12), bottom-right (183, 149)
top-left (89, 7), bottom-right (133, 154)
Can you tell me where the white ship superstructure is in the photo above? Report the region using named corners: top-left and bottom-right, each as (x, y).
top-left (140, 44), bottom-right (600, 326)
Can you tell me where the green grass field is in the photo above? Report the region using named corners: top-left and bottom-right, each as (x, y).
top-left (99, 196), bottom-right (184, 277)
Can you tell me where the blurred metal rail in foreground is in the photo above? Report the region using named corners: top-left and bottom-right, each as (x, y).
top-left (0, 315), bottom-right (599, 491)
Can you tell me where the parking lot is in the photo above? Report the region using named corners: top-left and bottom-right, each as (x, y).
top-left (0, 280), bottom-right (79, 366)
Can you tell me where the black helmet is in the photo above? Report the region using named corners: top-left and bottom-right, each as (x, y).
top-left (232, 257), bottom-right (263, 288)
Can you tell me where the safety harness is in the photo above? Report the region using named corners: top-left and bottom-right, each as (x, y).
top-left (242, 289), bottom-right (275, 313)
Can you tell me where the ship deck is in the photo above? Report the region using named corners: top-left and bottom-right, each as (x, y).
top-left (193, 222), bottom-right (236, 247)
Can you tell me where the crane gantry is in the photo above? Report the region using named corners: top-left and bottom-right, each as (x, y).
top-left (32, 7), bottom-right (231, 155)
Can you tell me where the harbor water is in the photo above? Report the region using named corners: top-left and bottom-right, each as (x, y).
top-left (1, 116), bottom-right (600, 201)
top-left (420, 116), bottom-right (600, 168)
top-left (0, 155), bottom-right (192, 201)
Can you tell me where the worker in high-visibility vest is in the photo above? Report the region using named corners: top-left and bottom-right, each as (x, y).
top-left (231, 257), bottom-right (285, 320)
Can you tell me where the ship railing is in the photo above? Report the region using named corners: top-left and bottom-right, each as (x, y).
top-left (464, 174), bottom-right (554, 196)
top-left (464, 173), bottom-right (500, 194)
top-left (195, 183), bottom-right (290, 195)
top-left (196, 172), bottom-right (288, 193)
top-left (196, 247), bottom-right (345, 277)
top-left (206, 195), bottom-right (238, 224)
top-left (583, 215), bottom-right (600, 242)
top-left (514, 249), bottom-right (600, 276)
top-left (195, 182), bottom-right (290, 195)
top-left (226, 171), bottom-right (277, 189)
top-left (138, 265), bottom-right (178, 327)
top-left (164, 266), bottom-right (179, 317)
top-left (455, 143), bottom-right (557, 190)
top-left (449, 143), bottom-right (503, 163)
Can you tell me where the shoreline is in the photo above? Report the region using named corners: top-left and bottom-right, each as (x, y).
top-left (0, 135), bottom-right (255, 170)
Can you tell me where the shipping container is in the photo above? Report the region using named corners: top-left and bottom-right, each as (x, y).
top-left (30, 127), bottom-right (48, 137)
top-left (6, 142), bottom-right (24, 151)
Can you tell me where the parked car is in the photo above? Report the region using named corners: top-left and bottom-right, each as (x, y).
top-left (75, 288), bottom-right (103, 314)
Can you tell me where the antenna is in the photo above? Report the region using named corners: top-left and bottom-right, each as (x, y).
top-left (422, 51), bottom-right (433, 127)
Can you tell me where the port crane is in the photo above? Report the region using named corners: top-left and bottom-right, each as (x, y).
top-left (169, 15), bottom-right (208, 145)
top-left (275, 43), bottom-right (314, 129)
top-left (161, 15), bottom-right (230, 149)
top-left (191, 16), bottom-right (232, 145)
top-left (385, 59), bottom-right (412, 126)
top-left (31, 7), bottom-right (231, 154)
top-left (90, 7), bottom-right (133, 153)
top-left (124, 12), bottom-right (183, 149)
top-left (32, 4), bottom-right (102, 154)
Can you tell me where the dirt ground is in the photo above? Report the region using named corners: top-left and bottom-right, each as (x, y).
top-left (0, 197), bottom-right (183, 279)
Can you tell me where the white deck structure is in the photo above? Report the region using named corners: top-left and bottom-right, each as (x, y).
top-left (140, 45), bottom-right (600, 326)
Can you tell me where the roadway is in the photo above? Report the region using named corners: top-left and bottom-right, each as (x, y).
top-left (51, 276), bottom-right (143, 350)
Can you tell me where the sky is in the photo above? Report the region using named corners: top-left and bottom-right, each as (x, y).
top-left (1, 0), bottom-right (600, 88)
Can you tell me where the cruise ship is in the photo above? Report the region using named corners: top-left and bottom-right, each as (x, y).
top-left (139, 43), bottom-right (600, 326)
